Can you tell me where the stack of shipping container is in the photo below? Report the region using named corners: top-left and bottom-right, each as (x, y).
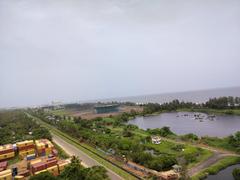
top-left (0, 144), bottom-right (15, 161)
top-left (30, 158), bottom-right (70, 176)
top-left (0, 161), bottom-right (8, 172)
top-left (35, 139), bottom-right (54, 157)
top-left (0, 139), bottom-right (70, 179)
top-left (16, 140), bottom-right (35, 159)
top-left (0, 169), bottom-right (12, 180)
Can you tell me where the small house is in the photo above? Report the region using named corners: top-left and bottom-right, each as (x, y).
top-left (151, 136), bottom-right (161, 144)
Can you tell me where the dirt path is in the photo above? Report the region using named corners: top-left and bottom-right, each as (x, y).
top-left (160, 137), bottom-right (240, 177)
top-left (187, 152), bottom-right (230, 177)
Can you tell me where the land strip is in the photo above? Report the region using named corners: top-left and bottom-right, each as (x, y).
top-left (27, 113), bottom-right (138, 180)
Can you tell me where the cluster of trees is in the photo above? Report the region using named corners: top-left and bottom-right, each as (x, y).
top-left (0, 110), bottom-right (51, 145)
top-left (30, 156), bottom-right (109, 180)
top-left (131, 152), bottom-right (177, 171)
top-left (143, 100), bottom-right (199, 114)
top-left (180, 133), bottom-right (199, 142)
top-left (229, 132), bottom-right (240, 151)
top-left (146, 127), bottom-right (174, 137)
top-left (205, 97), bottom-right (240, 109)
top-left (143, 96), bottom-right (240, 114)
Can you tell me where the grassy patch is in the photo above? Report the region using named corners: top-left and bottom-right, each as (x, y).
top-left (191, 156), bottom-right (240, 180)
top-left (187, 150), bottom-right (213, 169)
top-left (8, 155), bottom-right (20, 165)
top-left (52, 141), bottom-right (70, 159)
top-left (178, 108), bottom-right (240, 116)
top-left (50, 109), bottom-right (71, 116)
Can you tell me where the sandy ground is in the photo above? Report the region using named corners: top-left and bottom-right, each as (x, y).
top-left (52, 134), bottom-right (123, 180)
top-left (71, 106), bottom-right (143, 120)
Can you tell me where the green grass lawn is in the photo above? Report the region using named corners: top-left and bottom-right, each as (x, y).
top-left (50, 109), bottom-right (71, 116)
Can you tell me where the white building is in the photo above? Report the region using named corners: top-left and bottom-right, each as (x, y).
top-left (151, 136), bottom-right (161, 144)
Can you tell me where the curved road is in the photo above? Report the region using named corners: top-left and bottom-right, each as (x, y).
top-left (52, 134), bottom-right (123, 180)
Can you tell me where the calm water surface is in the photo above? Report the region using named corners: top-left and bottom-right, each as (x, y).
top-left (103, 87), bottom-right (240, 104)
top-left (128, 112), bottom-right (240, 137)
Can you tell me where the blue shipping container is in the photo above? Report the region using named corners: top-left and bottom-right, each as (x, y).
top-left (26, 154), bottom-right (35, 161)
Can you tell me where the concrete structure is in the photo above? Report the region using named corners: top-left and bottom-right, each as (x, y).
top-left (172, 165), bottom-right (182, 173)
top-left (94, 104), bottom-right (119, 114)
top-left (158, 170), bottom-right (179, 180)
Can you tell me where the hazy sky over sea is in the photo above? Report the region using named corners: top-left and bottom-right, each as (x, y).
top-left (0, 0), bottom-right (240, 107)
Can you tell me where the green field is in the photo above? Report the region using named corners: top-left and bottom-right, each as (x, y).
top-left (50, 109), bottom-right (71, 116)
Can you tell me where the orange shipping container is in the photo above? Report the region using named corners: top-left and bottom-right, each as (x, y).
top-left (0, 173), bottom-right (12, 180)
top-left (34, 169), bottom-right (47, 175)
top-left (14, 175), bottom-right (25, 180)
top-left (47, 165), bottom-right (59, 176)
top-left (0, 152), bottom-right (15, 161)
top-left (16, 140), bottom-right (34, 148)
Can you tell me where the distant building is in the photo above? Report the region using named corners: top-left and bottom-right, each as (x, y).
top-left (94, 104), bottom-right (119, 114)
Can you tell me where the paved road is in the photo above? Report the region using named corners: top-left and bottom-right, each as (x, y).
top-left (52, 134), bottom-right (123, 180)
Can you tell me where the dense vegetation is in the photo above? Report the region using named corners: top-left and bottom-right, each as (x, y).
top-left (0, 110), bottom-right (51, 145)
top-left (199, 131), bottom-right (240, 152)
top-left (143, 96), bottom-right (240, 114)
top-left (30, 156), bottom-right (109, 180)
top-left (30, 109), bottom-right (211, 172)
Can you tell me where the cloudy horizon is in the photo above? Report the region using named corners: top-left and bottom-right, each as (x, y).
top-left (1, 0), bottom-right (240, 108)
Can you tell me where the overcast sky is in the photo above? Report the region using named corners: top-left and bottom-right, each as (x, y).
top-left (0, 0), bottom-right (240, 107)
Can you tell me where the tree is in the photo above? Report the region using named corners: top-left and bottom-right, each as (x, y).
top-left (29, 172), bottom-right (57, 180)
top-left (181, 133), bottom-right (199, 142)
top-left (60, 156), bottom-right (85, 180)
top-left (233, 168), bottom-right (240, 180)
top-left (32, 127), bottom-right (52, 140)
top-left (84, 166), bottom-right (109, 180)
top-left (229, 131), bottom-right (240, 150)
top-left (122, 128), bottom-right (133, 137)
top-left (60, 156), bottom-right (109, 180)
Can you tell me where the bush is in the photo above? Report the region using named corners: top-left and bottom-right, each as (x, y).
top-left (171, 144), bottom-right (185, 152)
top-left (233, 168), bottom-right (240, 180)
top-left (147, 127), bottom-right (174, 137)
top-left (32, 127), bottom-right (52, 140)
top-left (181, 133), bottom-right (199, 142)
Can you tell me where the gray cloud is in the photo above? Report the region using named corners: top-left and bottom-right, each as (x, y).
top-left (0, 0), bottom-right (240, 107)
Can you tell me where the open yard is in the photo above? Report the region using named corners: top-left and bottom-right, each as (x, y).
top-left (51, 105), bottom-right (143, 120)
